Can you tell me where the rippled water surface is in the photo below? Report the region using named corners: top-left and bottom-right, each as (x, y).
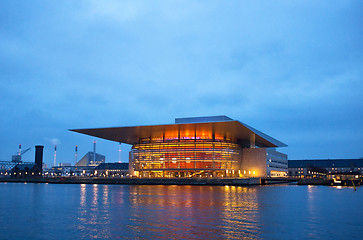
top-left (0, 183), bottom-right (362, 239)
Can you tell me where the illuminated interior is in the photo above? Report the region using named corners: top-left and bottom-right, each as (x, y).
top-left (131, 140), bottom-right (242, 178)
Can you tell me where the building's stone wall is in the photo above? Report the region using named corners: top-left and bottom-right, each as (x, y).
top-left (240, 148), bottom-right (267, 177)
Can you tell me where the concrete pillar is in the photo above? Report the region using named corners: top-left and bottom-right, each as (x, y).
top-left (93, 141), bottom-right (96, 163)
top-left (250, 134), bottom-right (256, 148)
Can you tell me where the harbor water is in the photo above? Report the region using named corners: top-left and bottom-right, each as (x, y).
top-left (0, 183), bottom-right (362, 239)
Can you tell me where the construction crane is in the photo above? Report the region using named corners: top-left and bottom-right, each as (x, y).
top-left (11, 146), bottom-right (31, 163)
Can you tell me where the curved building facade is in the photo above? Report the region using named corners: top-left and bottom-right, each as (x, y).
top-left (131, 141), bottom-right (241, 177)
top-left (71, 116), bottom-right (288, 178)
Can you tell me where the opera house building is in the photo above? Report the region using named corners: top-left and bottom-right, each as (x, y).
top-left (72, 116), bottom-right (288, 178)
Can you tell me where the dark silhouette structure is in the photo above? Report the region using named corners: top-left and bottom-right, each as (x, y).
top-left (12, 145), bottom-right (43, 178)
top-left (34, 145), bottom-right (43, 171)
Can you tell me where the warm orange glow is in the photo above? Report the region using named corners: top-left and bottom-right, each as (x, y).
top-left (131, 141), bottom-right (241, 177)
top-left (270, 170), bottom-right (287, 177)
top-left (165, 131), bottom-right (178, 140)
top-left (197, 131), bottom-right (212, 140)
top-left (151, 137), bottom-right (163, 142)
top-left (215, 134), bottom-right (224, 141)
top-left (180, 129), bottom-right (194, 140)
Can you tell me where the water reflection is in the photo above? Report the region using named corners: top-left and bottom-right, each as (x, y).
top-left (80, 184), bottom-right (86, 206)
top-left (74, 184), bottom-right (263, 239)
top-left (1, 183), bottom-right (363, 239)
top-left (221, 186), bottom-right (260, 239)
top-left (92, 184), bottom-right (98, 206)
top-left (65, 184), bottom-right (363, 239)
top-left (125, 185), bottom-right (261, 239)
top-left (102, 185), bottom-right (109, 205)
top-left (77, 184), bottom-right (112, 239)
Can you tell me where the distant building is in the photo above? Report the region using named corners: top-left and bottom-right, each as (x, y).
top-left (72, 116), bottom-right (288, 178)
top-left (46, 165), bottom-right (95, 177)
top-left (11, 146), bottom-right (31, 163)
top-left (11, 163), bottom-right (39, 178)
top-left (94, 163), bottom-right (129, 177)
top-left (44, 149), bottom-right (105, 177)
top-left (288, 159), bottom-right (363, 178)
top-left (58, 163), bottom-right (72, 167)
top-left (0, 161), bottom-right (17, 177)
top-left (75, 152), bottom-right (105, 167)
top-left (11, 146), bottom-right (43, 178)
top-left (44, 142), bottom-right (106, 177)
top-left (11, 155), bottom-right (22, 163)
top-left (266, 149), bottom-right (288, 177)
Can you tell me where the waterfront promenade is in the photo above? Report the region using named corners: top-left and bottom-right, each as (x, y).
top-left (0, 177), bottom-right (296, 186)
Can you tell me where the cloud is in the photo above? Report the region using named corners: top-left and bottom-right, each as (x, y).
top-left (44, 138), bottom-right (61, 146)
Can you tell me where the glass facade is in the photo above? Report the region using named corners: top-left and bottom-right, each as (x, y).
top-left (131, 141), bottom-right (242, 178)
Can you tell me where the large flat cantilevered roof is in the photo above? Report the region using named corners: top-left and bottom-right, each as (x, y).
top-left (71, 116), bottom-right (287, 148)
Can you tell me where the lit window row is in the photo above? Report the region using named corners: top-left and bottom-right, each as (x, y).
top-left (131, 142), bottom-right (241, 171)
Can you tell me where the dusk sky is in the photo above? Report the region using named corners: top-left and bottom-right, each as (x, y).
top-left (1, 1), bottom-right (362, 167)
